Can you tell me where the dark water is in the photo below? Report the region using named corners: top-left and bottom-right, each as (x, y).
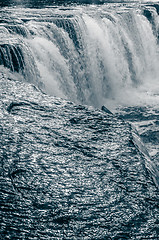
top-left (0, 1), bottom-right (159, 239)
top-left (0, 0), bottom-right (139, 8)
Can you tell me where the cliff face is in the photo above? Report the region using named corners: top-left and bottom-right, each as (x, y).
top-left (0, 75), bottom-right (158, 239)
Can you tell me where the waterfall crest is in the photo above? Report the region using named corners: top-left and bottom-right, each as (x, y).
top-left (0, 3), bottom-right (159, 108)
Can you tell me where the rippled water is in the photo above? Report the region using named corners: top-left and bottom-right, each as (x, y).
top-left (0, 1), bottom-right (159, 239)
top-left (0, 73), bottom-right (159, 239)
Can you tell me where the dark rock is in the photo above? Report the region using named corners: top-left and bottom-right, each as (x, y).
top-left (101, 105), bottom-right (113, 115)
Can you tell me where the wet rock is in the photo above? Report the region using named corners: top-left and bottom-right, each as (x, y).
top-left (101, 105), bottom-right (113, 115)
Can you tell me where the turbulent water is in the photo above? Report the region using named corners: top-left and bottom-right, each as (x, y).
top-left (0, 1), bottom-right (159, 239)
top-left (1, 1), bottom-right (159, 159)
top-left (0, 2), bottom-right (159, 106)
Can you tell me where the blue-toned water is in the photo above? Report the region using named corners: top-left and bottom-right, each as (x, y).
top-left (1, 1), bottom-right (159, 152)
top-left (0, 1), bottom-right (159, 239)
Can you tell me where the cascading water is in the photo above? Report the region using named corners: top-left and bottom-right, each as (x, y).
top-left (0, 3), bottom-right (159, 108)
top-left (1, 2), bottom-right (159, 239)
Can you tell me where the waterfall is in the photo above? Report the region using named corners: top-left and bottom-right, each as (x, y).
top-left (0, 3), bottom-right (159, 108)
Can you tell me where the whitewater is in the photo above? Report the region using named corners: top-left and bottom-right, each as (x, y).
top-left (1, 1), bottom-right (159, 160)
top-left (0, 2), bottom-right (158, 106)
top-left (0, 1), bottom-right (159, 239)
